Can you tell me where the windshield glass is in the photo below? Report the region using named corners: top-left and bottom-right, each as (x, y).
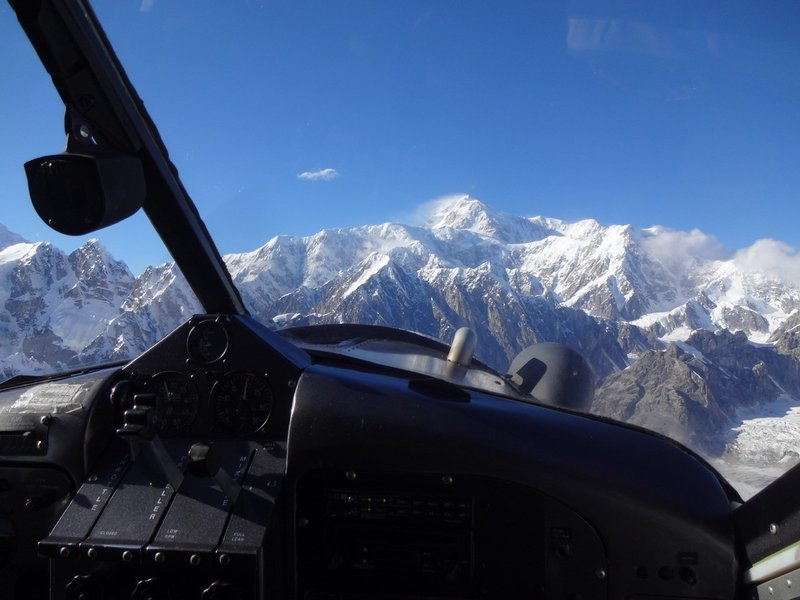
top-left (2, 1), bottom-right (800, 498)
top-left (0, 1), bottom-right (201, 380)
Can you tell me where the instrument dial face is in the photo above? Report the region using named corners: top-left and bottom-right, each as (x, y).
top-left (151, 372), bottom-right (199, 436)
top-left (187, 320), bottom-right (229, 364)
top-left (211, 372), bottom-right (273, 435)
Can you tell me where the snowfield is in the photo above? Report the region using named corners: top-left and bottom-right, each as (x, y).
top-left (714, 398), bottom-right (800, 499)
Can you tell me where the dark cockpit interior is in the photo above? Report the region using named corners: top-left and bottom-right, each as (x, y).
top-left (1, 2), bottom-right (800, 599)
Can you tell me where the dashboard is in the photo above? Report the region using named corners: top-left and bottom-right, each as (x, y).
top-left (0, 314), bottom-right (741, 599)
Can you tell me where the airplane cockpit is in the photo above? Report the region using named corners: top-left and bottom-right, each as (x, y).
top-left (1, 2), bottom-right (799, 599)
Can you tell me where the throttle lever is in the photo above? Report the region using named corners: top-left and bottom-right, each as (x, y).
top-left (116, 393), bottom-right (184, 490)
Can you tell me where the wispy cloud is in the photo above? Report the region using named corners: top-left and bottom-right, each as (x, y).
top-left (405, 194), bottom-right (470, 226)
top-left (140, 0), bottom-right (156, 13)
top-left (567, 18), bottom-right (674, 58)
top-left (735, 239), bottom-right (800, 286)
top-left (297, 168), bottom-right (339, 181)
top-left (642, 227), bottom-right (729, 278)
top-left (566, 17), bottom-right (721, 61)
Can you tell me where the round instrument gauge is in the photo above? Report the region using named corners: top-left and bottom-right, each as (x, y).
top-left (150, 372), bottom-right (199, 436)
top-left (211, 372), bottom-right (273, 435)
top-left (187, 319), bottom-right (229, 364)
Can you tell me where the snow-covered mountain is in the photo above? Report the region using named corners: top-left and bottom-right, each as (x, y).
top-left (0, 235), bottom-right (199, 380)
top-left (3, 195), bottom-right (800, 485)
top-left (225, 196), bottom-right (800, 367)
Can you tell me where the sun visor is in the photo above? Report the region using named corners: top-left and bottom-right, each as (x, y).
top-left (24, 152), bottom-right (145, 236)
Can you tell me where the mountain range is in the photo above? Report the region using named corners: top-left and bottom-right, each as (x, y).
top-left (3, 196), bottom-right (800, 482)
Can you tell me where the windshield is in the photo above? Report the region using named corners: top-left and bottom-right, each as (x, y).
top-left (2, 1), bottom-right (799, 498)
top-left (0, 2), bottom-right (200, 382)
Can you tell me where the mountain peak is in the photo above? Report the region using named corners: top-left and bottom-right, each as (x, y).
top-left (423, 195), bottom-right (489, 229)
top-left (422, 195), bottom-right (554, 244)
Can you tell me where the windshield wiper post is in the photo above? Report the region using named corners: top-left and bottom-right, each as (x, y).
top-left (9, 0), bottom-right (248, 315)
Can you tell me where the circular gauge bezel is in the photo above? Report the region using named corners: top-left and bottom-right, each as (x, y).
top-left (210, 371), bottom-right (273, 435)
top-left (186, 319), bottom-right (229, 364)
top-left (149, 371), bottom-right (199, 437)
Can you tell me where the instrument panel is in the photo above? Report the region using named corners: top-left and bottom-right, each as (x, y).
top-left (112, 314), bottom-right (306, 440)
top-left (132, 369), bottom-right (273, 437)
top-left (186, 319), bottom-right (229, 365)
top-left (149, 372), bottom-right (199, 436)
top-left (1, 314), bottom-right (742, 600)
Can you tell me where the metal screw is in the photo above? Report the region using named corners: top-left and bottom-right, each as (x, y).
top-left (219, 554), bottom-right (231, 567)
top-left (770, 523), bottom-right (778, 534)
top-left (442, 475), bottom-right (454, 485)
top-left (87, 474), bottom-right (98, 482)
top-left (298, 518), bottom-right (309, 528)
top-left (40, 415), bottom-right (51, 425)
top-left (122, 551), bottom-right (133, 562)
top-left (596, 568), bottom-right (607, 580)
top-left (189, 554), bottom-right (201, 566)
top-left (154, 552), bottom-right (165, 564)
top-left (86, 548), bottom-right (97, 559)
top-left (36, 441), bottom-right (46, 451)
top-left (78, 124), bottom-right (92, 139)
top-left (288, 380), bottom-right (297, 389)
top-left (345, 471), bottom-right (357, 481)
top-left (59, 547), bottom-right (70, 558)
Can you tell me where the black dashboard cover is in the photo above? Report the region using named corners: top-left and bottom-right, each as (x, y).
top-left (287, 363), bottom-right (739, 600)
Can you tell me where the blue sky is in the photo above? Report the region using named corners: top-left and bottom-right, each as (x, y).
top-left (2, 1), bottom-right (800, 274)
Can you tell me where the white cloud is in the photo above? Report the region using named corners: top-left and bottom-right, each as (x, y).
top-left (140, 0), bottom-right (155, 12)
top-left (642, 227), bottom-right (729, 277)
top-left (567, 18), bottom-right (681, 59)
top-left (405, 194), bottom-right (470, 226)
top-left (734, 239), bottom-right (800, 285)
top-left (643, 230), bottom-right (800, 286)
top-left (297, 168), bottom-right (339, 181)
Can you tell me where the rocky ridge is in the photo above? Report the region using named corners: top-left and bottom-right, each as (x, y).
top-left (3, 195), bottom-right (800, 468)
